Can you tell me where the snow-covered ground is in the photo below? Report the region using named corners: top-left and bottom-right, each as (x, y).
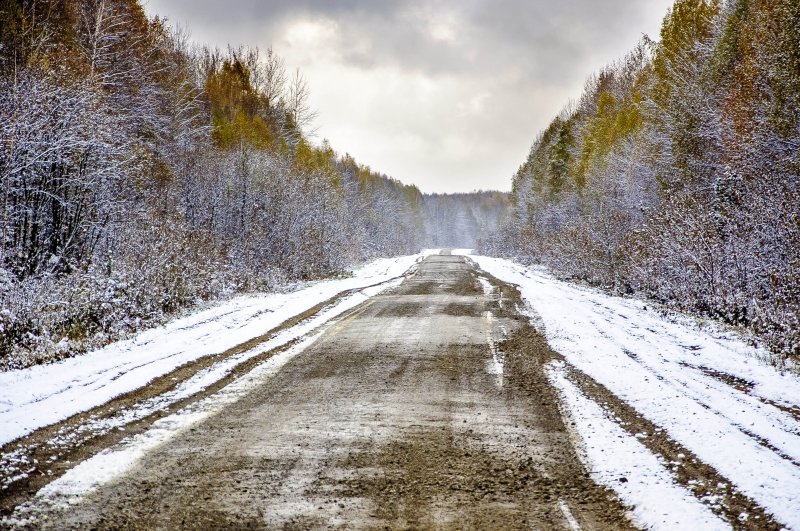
top-left (464, 253), bottom-right (800, 529)
top-left (547, 361), bottom-right (729, 530)
top-left (0, 252), bottom-right (434, 447)
top-left (7, 331), bottom-right (327, 524)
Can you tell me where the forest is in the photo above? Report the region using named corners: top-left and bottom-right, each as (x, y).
top-left (0, 0), bottom-right (505, 369)
top-left (3, 0), bottom-right (797, 372)
top-left (483, 0), bottom-right (799, 366)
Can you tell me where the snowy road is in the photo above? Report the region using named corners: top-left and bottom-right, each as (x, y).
top-left (0, 253), bottom-right (433, 447)
top-left (4, 254), bottom-right (634, 529)
top-left (1, 252), bottom-right (799, 529)
top-left (0, 253), bottom-right (432, 511)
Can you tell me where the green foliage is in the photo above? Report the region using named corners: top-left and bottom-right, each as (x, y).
top-left (547, 118), bottom-right (574, 193)
top-left (0, 0), bottom-right (74, 72)
top-left (710, 0), bottom-right (750, 81)
top-left (576, 90), bottom-right (643, 184)
top-left (653, 0), bottom-right (720, 105)
top-left (206, 59), bottom-right (275, 149)
top-left (293, 138), bottom-right (340, 185)
top-left (760, 0), bottom-right (800, 137)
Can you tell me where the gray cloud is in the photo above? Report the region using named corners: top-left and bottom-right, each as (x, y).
top-left (144, 0), bottom-right (674, 193)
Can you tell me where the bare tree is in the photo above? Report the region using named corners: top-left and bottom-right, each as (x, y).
top-left (253, 47), bottom-right (287, 111)
top-left (286, 68), bottom-right (318, 136)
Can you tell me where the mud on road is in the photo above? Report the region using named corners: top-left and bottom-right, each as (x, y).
top-left (8, 254), bottom-right (636, 529)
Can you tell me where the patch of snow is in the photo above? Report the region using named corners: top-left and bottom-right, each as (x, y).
top-left (547, 361), bottom-right (730, 531)
top-left (474, 255), bottom-right (800, 529)
top-left (558, 499), bottom-right (581, 531)
top-left (477, 276), bottom-right (494, 296)
top-left (484, 311), bottom-right (504, 389)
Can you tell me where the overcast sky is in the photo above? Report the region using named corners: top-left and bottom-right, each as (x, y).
top-left (143, 0), bottom-right (674, 193)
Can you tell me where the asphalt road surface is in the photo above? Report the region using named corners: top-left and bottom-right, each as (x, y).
top-left (15, 254), bottom-right (634, 530)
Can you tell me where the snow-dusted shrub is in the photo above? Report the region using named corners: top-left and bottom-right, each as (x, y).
top-left (0, 218), bottom-right (289, 370)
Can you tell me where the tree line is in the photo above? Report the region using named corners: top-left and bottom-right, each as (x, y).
top-left (482, 0), bottom-right (799, 366)
top-left (423, 192), bottom-right (509, 248)
top-left (0, 0), bottom-right (503, 369)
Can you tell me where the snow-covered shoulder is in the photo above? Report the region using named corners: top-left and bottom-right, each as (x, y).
top-left (473, 254), bottom-right (800, 529)
top-left (546, 361), bottom-right (729, 531)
